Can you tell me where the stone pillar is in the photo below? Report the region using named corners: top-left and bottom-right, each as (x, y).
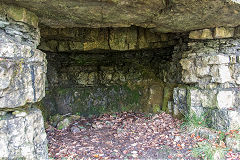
top-left (175, 34), bottom-right (240, 131)
top-left (0, 4), bottom-right (48, 159)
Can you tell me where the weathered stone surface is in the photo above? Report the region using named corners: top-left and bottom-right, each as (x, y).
top-left (39, 27), bottom-right (177, 52)
top-left (189, 29), bottom-right (213, 39)
top-left (2, 0), bottom-right (240, 33)
top-left (173, 86), bottom-right (240, 130)
top-left (57, 118), bottom-right (71, 130)
top-left (148, 84), bottom-right (164, 113)
top-left (214, 27), bottom-right (235, 38)
top-left (217, 91), bottom-right (234, 109)
top-left (0, 3), bottom-right (38, 28)
top-left (0, 30), bottom-right (47, 108)
top-left (180, 39), bottom-right (240, 88)
top-left (0, 108), bottom-right (48, 159)
top-left (41, 47), bottom-right (181, 116)
top-left (173, 87), bottom-right (187, 116)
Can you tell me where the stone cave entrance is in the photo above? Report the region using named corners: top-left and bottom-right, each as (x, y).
top-left (1, 2), bottom-right (240, 159)
top-left (39, 27), bottom-right (183, 119)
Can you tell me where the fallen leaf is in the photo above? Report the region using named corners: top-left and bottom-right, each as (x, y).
top-left (191, 133), bottom-right (195, 138)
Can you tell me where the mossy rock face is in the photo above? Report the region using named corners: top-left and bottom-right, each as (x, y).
top-left (51, 85), bottom-right (142, 116)
top-left (0, 3), bottom-right (38, 28)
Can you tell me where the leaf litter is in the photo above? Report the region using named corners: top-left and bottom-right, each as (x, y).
top-left (46, 112), bottom-right (240, 160)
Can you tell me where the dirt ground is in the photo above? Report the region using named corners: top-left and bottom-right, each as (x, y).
top-left (46, 112), bottom-right (240, 160)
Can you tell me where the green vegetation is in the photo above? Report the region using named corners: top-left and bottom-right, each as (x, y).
top-left (192, 141), bottom-right (227, 160)
top-left (181, 110), bottom-right (210, 130)
top-left (153, 104), bottom-right (161, 113)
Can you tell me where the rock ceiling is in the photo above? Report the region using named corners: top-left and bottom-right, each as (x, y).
top-left (2, 0), bottom-right (240, 33)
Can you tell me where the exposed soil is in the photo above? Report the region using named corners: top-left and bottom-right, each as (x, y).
top-left (46, 112), bottom-right (240, 160)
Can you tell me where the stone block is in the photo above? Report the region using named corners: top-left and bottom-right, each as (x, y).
top-left (205, 55), bottom-right (230, 65)
top-left (189, 88), bottom-right (218, 108)
top-left (173, 87), bottom-right (188, 115)
top-left (83, 28), bottom-right (109, 51)
top-left (196, 66), bottom-right (210, 77)
top-left (189, 30), bottom-right (202, 39)
top-left (5, 5), bottom-right (38, 28)
top-left (228, 110), bottom-right (240, 130)
top-left (38, 40), bottom-right (58, 52)
top-left (148, 84), bottom-right (164, 109)
top-left (0, 31), bottom-right (46, 108)
top-left (201, 29), bottom-right (213, 39)
top-left (234, 26), bottom-right (240, 37)
top-left (217, 91), bottom-right (234, 109)
top-left (214, 27), bottom-right (234, 39)
top-left (189, 29), bottom-right (213, 39)
top-left (58, 41), bottom-right (70, 52)
top-left (109, 27), bottom-right (137, 50)
top-left (217, 65), bottom-right (232, 83)
top-left (0, 108), bottom-right (48, 159)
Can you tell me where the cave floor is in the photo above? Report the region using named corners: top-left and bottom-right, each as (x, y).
top-left (46, 112), bottom-right (239, 160)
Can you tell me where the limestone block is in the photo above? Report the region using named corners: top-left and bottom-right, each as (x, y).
top-left (109, 27), bottom-right (137, 50)
top-left (196, 66), bottom-right (210, 77)
top-left (189, 88), bottom-right (218, 108)
top-left (180, 58), bottom-right (194, 70)
top-left (69, 41), bottom-right (84, 51)
top-left (234, 26), bottom-right (240, 37)
top-left (217, 91), bottom-right (234, 109)
top-left (189, 29), bottom-right (213, 39)
top-left (189, 30), bottom-right (202, 39)
top-left (0, 108), bottom-right (48, 159)
top-left (217, 65), bottom-right (232, 83)
top-left (214, 27), bottom-right (234, 38)
top-left (76, 72), bottom-right (89, 85)
top-left (83, 28), bottom-right (109, 51)
top-left (58, 41), bottom-right (70, 52)
top-left (0, 61), bottom-right (46, 108)
top-left (210, 109), bottom-right (230, 131)
top-left (148, 85), bottom-right (164, 108)
top-left (4, 4), bottom-right (38, 28)
top-left (173, 87), bottom-right (187, 115)
top-left (38, 40), bottom-right (58, 52)
top-left (205, 55), bottom-right (230, 65)
top-left (0, 31), bottom-right (46, 108)
top-left (228, 110), bottom-right (240, 130)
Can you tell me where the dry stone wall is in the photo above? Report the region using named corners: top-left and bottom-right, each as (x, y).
top-left (42, 47), bottom-right (182, 117)
top-left (0, 4), bottom-right (48, 159)
top-left (173, 33), bottom-right (240, 131)
top-left (39, 28), bottom-right (183, 117)
top-left (39, 27), bottom-right (177, 52)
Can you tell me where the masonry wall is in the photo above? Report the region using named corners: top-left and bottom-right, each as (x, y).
top-left (0, 4), bottom-right (48, 159)
top-left (173, 31), bottom-right (240, 131)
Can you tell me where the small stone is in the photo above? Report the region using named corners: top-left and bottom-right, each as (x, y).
top-left (214, 27), bottom-right (234, 38)
top-left (70, 126), bottom-right (81, 134)
top-left (57, 118), bottom-right (71, 130)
